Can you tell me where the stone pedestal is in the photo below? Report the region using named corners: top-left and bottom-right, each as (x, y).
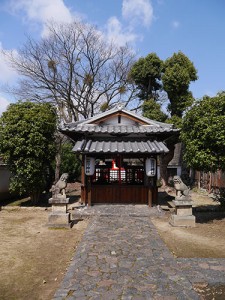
top-left (48, 196), bottom-right (70, 228)
top-left (169, 198), bottom-right (195, 227)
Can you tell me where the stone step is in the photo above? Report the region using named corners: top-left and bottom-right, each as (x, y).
top-left (167, 201), bottom-right (175, 207)
top-left (167, 201), bottom-right (175, 212)
top-left (70, 205), bottom-right (161, 219)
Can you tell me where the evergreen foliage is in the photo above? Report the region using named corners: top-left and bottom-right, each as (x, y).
top-left (181, 94), bottom-right (225, 172)
top-left (142, 99), bottom-right (167, 122)
top-left (129, 53), bottom-right (163, 101)
top-left (0, 101), bottom-right (57, 203)
top-left (60, 142), bottom-right (81, 182)
top-left (162, 51), bottom-right (198, 117)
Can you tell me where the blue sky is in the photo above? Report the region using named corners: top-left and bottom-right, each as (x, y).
top-left (0, 0), bottom-right (225, 114)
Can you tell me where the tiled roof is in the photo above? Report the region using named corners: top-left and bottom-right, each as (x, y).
top-left (62, 124), bottom-right (177, 135)
top-left (73, 139), bottom-right (169, 154)
top-left (60, 105), bottom-right (179, 155)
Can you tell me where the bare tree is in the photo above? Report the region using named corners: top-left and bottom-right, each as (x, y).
top-left (3, 21), bottom-right (138, 122)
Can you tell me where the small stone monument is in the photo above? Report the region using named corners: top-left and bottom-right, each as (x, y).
top-left (169, 176), bottom-right (196, 227)
top-left (48, 173), bottom-right (70, 228)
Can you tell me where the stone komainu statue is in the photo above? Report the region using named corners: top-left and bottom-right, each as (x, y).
top-left (50, 173), bottom-right (69, 198)
top-left (173, 175), bottom-right (190, 199)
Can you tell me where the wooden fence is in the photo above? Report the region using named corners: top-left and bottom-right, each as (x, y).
top-left (194, 170), bottom-right (225, 191)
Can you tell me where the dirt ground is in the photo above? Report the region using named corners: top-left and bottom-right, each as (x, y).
top-left (1, 187), bottom-right (225, 299)
top-left (0, 207), bottom-right (88, 300)
top-left (152, 190), bottom-right (225, 258)
top-left (152, 212), bottom-right (225, 258)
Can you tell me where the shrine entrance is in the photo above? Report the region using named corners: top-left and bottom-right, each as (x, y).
top-left (91, 155), bottom-right (150, 204)
top-left (82, 154), bottom-right (157, 205)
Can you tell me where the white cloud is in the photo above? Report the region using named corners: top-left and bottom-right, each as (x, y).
top-left (0, 95), bottom-right (11, 115)
top-left (122, 0), bottom-right (154, 27)
top-left (172, 20), bottom-right (180, 29)
top-left (9, 0), bottom-right (73, 22)
top-left (7, 0), bottom-right (77, 36)
top-left (106, 16), bottom-right (139, 46)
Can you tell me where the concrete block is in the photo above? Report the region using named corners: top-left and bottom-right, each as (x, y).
top-left (169, 214), bottom-right (196, 227)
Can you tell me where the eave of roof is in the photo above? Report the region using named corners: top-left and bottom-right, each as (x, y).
top-left (73, 139), bottom-right (169, 154)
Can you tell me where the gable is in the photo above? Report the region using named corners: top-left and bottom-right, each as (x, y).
top-left (90, 111), bottom-right (148, 126)
top-left (83, 105), bottom-right (160, 126)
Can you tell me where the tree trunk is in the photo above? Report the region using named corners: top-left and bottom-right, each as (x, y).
top-left (30, 190), bottom-right (41, 205)
top-left (159, 143), bottom-right (176, 187)
top-left (55, 151), bottom-right (61, 182)
top-left (208, 171), bottom-right (212, 193)
top-left (189, 168), bottom-right (195, 186)
top-left (54, 132), bottom-right (65, 182)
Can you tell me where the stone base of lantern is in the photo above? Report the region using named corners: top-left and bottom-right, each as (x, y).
top-left (170, 214), bottom-right (196, 227)
top-left (169, 198), bottom-right (196, 227)
top-left (48, 197), bottom-right (71, 228)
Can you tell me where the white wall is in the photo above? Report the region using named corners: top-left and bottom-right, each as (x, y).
top-left (102, 115), bottom-right (137, 126)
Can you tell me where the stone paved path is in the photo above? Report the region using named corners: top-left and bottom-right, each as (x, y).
top-left (54, 206), bottom-right (225, 299)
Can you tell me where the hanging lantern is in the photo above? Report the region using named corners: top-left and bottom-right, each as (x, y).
top-left (85, 157), bottom-right (95, 176)
top-left (145, 158), bottom-right (156, 177)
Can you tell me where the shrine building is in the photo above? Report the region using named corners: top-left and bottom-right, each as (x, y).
top-left (60, 104), bottom-right (178, 206)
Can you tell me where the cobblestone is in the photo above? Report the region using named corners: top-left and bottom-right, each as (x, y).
top-left (54, 205), bottom-right (225, 299)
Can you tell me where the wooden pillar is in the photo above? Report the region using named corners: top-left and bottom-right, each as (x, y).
top-left (81, 155), bottom-right (89, 205)
top-left (152, 156), bottom-right (158, 205)
top-left (145, 156), bottom-right (158, 206)
top-left (81, 155), bottom-right (85, 204)
top-left (148, 179), bottom-right (158, 206)
top-left (118, 155), bottom-right (122, 185)
top-left (148, 187), bottom-right (152, 207)
top-left (87, 177), bottom-right (91, 206)
top-left (153, 159), bottom-right (158, 205)
top-left (152, 186), bottom-right (158, 205)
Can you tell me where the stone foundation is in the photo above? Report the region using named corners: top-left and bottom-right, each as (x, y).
top-left (48, 197), bottom-right (71, 228)
top-left (170, 214), bottom-right (196, 227)
top-left (169, 198), bottom-right (196, 227)
top-left (48, 212), bottom-right (71, 228)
